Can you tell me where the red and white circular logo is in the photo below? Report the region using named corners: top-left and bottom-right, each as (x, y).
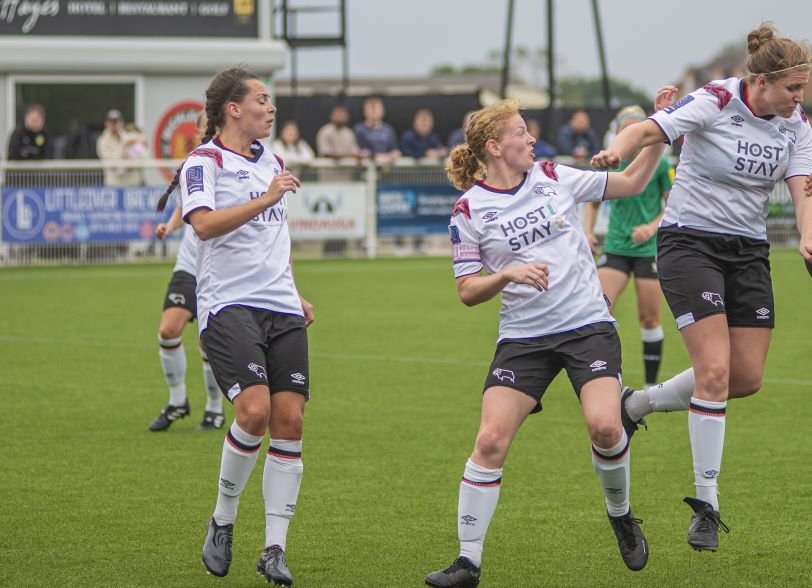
top-left (153, 100), bottom-right (205, 180)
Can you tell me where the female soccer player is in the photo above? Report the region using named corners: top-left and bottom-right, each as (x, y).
top-left (149, 112), bottom-right (224, 433)
top-left (424, 100), bottom-right (666, 587)
top-left (156, 67), bottom-right (314, 585)
top-left (593, 23), bottom-right (812, 552)
top-left (583, 105), bottom-right (674, 388)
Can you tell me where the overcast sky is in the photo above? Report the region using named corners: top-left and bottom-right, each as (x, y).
top-left (276, 0), bottom-right (812, 97)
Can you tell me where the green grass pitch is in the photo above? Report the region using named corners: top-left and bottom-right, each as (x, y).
top-left (1, 251), bottom-right (810, 586)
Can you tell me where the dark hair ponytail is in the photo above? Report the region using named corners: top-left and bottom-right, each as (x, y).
top-left (156, 66), bottom-right (260, 212)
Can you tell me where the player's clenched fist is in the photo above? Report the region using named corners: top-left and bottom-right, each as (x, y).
top-left (504, 263), bottom-right (550, 291)
top-left (266, 170), bottom-right (301, 203)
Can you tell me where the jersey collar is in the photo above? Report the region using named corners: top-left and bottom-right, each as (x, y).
top-left (214, 137), bottom-right (265, 162)
top-left (476, 172), bottom-right (528, 195)
top-left (739, 79), bottom-right (775, 121)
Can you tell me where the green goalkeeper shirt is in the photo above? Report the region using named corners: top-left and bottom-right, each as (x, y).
top-left (604, 156), bottom-right (673, 257)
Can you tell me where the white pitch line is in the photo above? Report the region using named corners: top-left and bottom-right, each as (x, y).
top-left (1, 333), bottom-right (810, 386)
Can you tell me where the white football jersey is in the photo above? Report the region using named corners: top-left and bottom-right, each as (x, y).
top-left (180, 138), bottom-right (302, 332)
top-left (451, 161), bottom-right (613, 341)
top-left (172, 192), bottom-right (197, 277)
top-left (650, 77), bottom-right (812, 240)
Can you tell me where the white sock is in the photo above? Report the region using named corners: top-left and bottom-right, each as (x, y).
top-left (264, 439), bottom-right (304, 551)
top-left (200, 349), bottom-right (223, 413)
top-left (159, 336), bottom-right (187, 406)
top-left (689, 397), bottom-right (726, 511)
top-left (212, 422), bottom-right (263, 525)
top-left (458, 459), bottom-right (502, 568)
top-left (626, 367), bottom-right (695, 421)
top-left (592, 431), bottom-right (631, 517)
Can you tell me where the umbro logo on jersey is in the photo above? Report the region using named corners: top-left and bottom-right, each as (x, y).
top-left (291, 372), bottom-right (306, 383)
top-left (702, 292), bottom-right (724, 307)
top-left (730, 115), bottom-right (744, 127)
top-left (492, 368), bottom-right (515, 383)
top-left (248, 363), bottom-right (267, 379)
top-left (482, 211), bottom-right (499, 223)
top-left (236, 169), bottom-right (250, 180)
top-left (168, 292), bottom-right (185, 305)
top-left (778, 126), bottom-right (797, 144)
top-left (590, 360), bottom-right (607, 372)
top-left (460, 515), bottom-right (477, 526)
top-left (756, 307), bottom-right (770, 319)
top-left (533, 184), bottom-right (557, 198)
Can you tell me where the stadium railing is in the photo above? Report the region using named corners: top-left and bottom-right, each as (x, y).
top-left (0, 157), bottom-right (800, 266)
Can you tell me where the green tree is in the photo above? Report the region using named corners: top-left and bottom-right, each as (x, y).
top-left (558, 76), bottom-right (651, 108)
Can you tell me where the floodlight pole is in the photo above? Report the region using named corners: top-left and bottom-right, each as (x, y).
top-left (500, 0), bottom-right (516, 99)
top-left (591, 0), bottom-right (612, 110)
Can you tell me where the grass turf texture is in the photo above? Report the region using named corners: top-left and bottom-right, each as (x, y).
top-left (1, 252), bottom-right (810, 587)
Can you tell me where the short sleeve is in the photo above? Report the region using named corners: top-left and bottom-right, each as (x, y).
top-left (180, 153), bottom-right (219, 222)
top-left (649, 87), bottom-right (720, 144)
top-left (785, 124), bottom-right (812, 180)
top-left (556, 165), bottom-right (608, 204)
top-left (449, 198), bottom-right (482, 278)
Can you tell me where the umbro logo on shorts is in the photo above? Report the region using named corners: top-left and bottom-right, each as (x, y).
top-left (168, 292), bottom-right (185, 305)
top-left (492, 368), bottom-right (515, 383)
top-left (248, 363), bottom-right (267, 379)
top-left (590, 360), bottom-right (607, 372)
top-left (290, 372), bottom-right (306, 384)
top-left (756, 307), bottom-right (770, 319)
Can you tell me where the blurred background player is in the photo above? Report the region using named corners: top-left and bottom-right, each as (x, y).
top-left (593, 23), bottom-right (812, 552)
top-left (583, 105), bottom-right (673, 389)
top-left (148, 111), bottom-right (224, 433)
top-left (157, 66), bottom-right (314, 585)
top-left (425, 100), bottom-right (666, 587)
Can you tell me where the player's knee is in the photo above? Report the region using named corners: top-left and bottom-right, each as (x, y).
top-left (639, 316), bottom-right (660, 330)
top-left (158, 325), bottom-right (183, 341)
top-left (474, 428), bottom-right (510, 461)
top-left (237, 403), bottom-right (271, 434)
top-left (588, 419), bottom-right (622, 448)
top-left (271, 411), bottom-right (304, 438)
top-left (696, 363), bottom-right (730, 398)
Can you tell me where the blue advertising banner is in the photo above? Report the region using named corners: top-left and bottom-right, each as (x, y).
top-left (2, 187), bottom-right (170, 244)
top-left (377, 184), bottom-right (462, 235)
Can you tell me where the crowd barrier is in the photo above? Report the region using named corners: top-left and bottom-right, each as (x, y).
top-left (0, 157), bottom-right (800, 266)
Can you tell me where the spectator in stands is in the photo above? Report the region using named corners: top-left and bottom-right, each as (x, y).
top-left (7, 104), bottom-right (52, 161)
top-left (271, 120), bottom-right (315, 167)
top-left (526, 118), bottom-right (557, 160)
top-left (316, 104), bottom-right (360, 159)
top-left (96, 109), bottom-right (145, 186)
top-left (556, 109), bottom-right (600, 161)
top-left (447, 111), bottom-right (474, 149)
top-left (353, 96), bottom-right (401, 164)
top-left (400, 108), bottom-right (448, 161)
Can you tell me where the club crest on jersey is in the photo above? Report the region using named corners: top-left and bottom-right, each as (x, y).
top-left (532, 184), bottom-right (556, 198)
top-left (664, 94), bottom-right (695, 114)
top-left (449, 224), bottom-right (461, 244)
top-left (186, 165), bottom-right (204, 194)
top-left (778, 126), bottom-right (797, 144)
top-left (452, 198), bottom-right (471, 219)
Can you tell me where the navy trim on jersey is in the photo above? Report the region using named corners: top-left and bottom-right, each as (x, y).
top-left (182, 204), bottom-right (213, 224)
top-left (647, 117), bottom-right (671, 145)
top-left (476, 172), bottom-right (529, 195)
top-left (214, 137), bottom-right (265, 163)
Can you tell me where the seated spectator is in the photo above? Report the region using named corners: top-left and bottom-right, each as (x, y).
top-left (271, 120), bottom-right (315, 166)
top-left (7, 104), bottom-right (52, 161)
top-left (96, 109), bottom-right (145, 186)
top-left (447, 110), bottom-right (474, 149)
top-left (526, 118), bottom-right (557, 160)
top-left (316, 104), bottom-right (360, 159)
top-left (556, 109), bottom-right (600, 161)
top-left (353, 96), bottom-right (401, 164)
top-left (400, 108), bottom-right (448, 161)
